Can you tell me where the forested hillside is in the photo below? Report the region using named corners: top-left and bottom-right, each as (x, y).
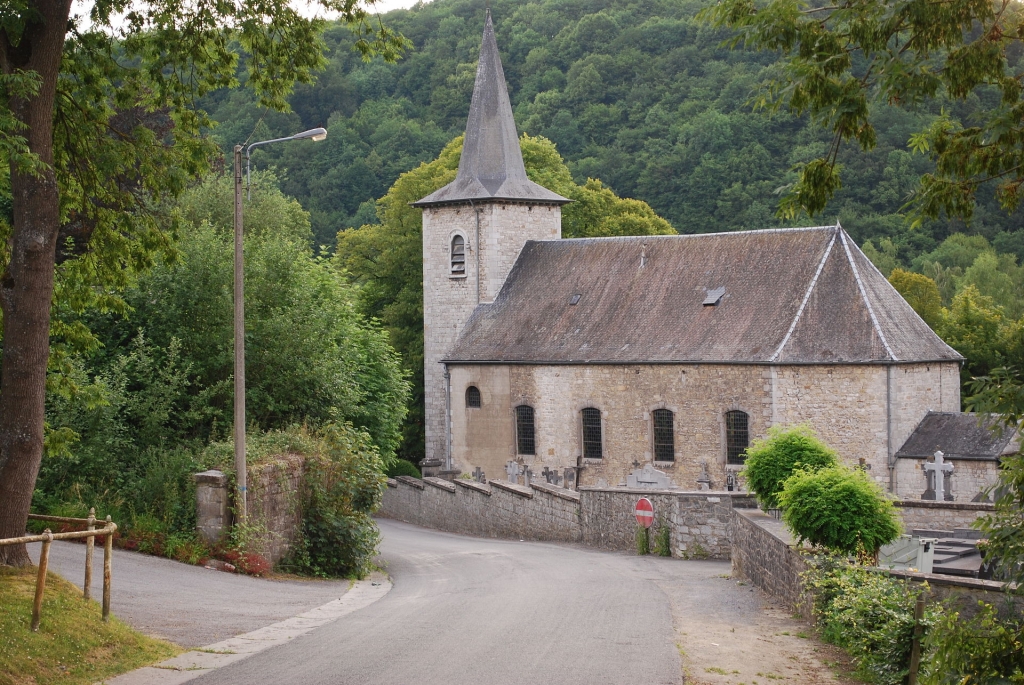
top-left (203, 0), bottom-right (1023, 260)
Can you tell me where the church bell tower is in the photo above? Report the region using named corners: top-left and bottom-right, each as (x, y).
top-left (413, 10), bottom-right (570, 472)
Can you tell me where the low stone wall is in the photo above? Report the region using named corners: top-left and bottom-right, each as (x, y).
top-left (580, 488), bottom-right (756, 559)
top-left (194, 454), bottom-right (305, 565)
top-left (247, 454), bottom-right (304, 564)
top-left (896, 500), bottom-right (994, 532)
top-left (380, 477), bottom-right (756, 557)
top-left (731, 508), bottom-right (1020, 619)
top-left (731, 509), bottom-right (811, 616)
top-left (379, 477), bottom-right (581, 543)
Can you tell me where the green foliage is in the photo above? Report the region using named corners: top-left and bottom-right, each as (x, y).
top-left (654, 522), bottom-right (671, 557)
top-left (386, 458), bottom-right (421, 479)
top-left (635, 525), bottom-right (650, 555)
top-left (806, 559), bottom-right (938, 685)
top-left (290, 422), bottom-right (386, 578)
top-left (970, 453), bottom-right (1024, 588)
top-left (742, 425), bottom-right (838, 510)
top-left (335, 133), bottom-right (672, 459)
top-left (780, 466), bottom-right (902, 556)
top-left (701, 0), bottom-right (1024, 223)
top-left (922, 601), bottom-right (1024, 685)
top-left (889, 269), bottom-right (942, 328)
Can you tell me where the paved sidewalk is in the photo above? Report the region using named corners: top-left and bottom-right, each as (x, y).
top-left (33, 541), bottom-right (353, 647)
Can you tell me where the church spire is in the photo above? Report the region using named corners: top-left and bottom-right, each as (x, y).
top-left (413, 10), bottom-right (569, 207)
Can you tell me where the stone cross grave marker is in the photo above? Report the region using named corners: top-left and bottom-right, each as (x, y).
top-left (523, 466), bottom-right (533, 487)
top-left (923, 450), bottom-right (954, 502)
top-left (542, 467), bottom-right (562, 486)
top-left (505, 460), bottom-right (521, 485)
top-left (473, 467), bottom-right (486, 483)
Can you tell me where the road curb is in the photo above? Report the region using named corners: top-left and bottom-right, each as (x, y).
top-left (98, 573), bottom-right (392, 685)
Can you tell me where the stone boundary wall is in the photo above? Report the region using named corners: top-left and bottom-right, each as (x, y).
top-left (379, 477), bottom-right (581, 543)
top-left (731, 509), bottom-right (812, 617)
top-left (380, 477), bottom-right (756, 557)
top-left (731, 509), bottom-right (1020, 619)
top-left (579, 488), bottom-right (757, 559)
top-left (896, 500), bottom-right (994, 532)
top-left (194, 455), bottom-right (305, 565)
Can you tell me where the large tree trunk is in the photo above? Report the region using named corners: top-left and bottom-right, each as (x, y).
top-left (0, 0), bottom-right (72, 567)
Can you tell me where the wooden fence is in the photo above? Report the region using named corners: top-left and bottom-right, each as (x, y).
top-left (0, 509), bottom-right (118, 631)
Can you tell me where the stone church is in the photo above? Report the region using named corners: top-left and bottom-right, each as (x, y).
top-left (415, 12), bottom-right (978, 498)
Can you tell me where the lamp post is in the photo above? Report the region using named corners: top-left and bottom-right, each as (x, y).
top-left (233, 127), bottom-right (326, 524)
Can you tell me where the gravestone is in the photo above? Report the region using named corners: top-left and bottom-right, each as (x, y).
top-left (696, 460), bottom-right (712, 491)
top-left (725, 471), bottom-right (738, 492)
top-left (472, 467), bottom-right (486, 484)
top-left (923, 451), bottom-right (955, 501)
top-left (542, 467), bottom-right (562, 486)
top-left (563, 468), bottom-right (576, 489)
top-left (626, 463), bottom-right (674, 489)
top-left (523, 466), bottom-right (534, 487)
top-left (505, 460), bottom-right (522, 485)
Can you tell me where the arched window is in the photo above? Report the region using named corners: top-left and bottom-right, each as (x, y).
top-left (581, 407), bottom-right (603, 459)
top-left (515, 405), bottom-right (535, 455)
top-left (652, 409), bottom-right (674, 462)
top-left (466, 386), bottom-right (481, 408)
top-left (726, 410), bottom-right (750, 465)
top-left (450, 235), bottom-right (466, 275)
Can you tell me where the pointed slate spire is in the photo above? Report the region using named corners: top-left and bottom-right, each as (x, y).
top-left (413, 10), bottom-right (569, 207)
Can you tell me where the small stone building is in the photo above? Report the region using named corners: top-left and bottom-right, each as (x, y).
top-left (895, 411), bottom-right (1018, 501)
top-left (415, 12), bottom-right (964, 494)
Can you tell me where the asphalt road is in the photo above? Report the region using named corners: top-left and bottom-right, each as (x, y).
top-left (32, 540), bottom-right (351, 647)
top-left (192, 519), bottom-right (685, 685)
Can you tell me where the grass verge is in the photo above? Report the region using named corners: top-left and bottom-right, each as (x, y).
top-left (0, 566), bottom-right (179, 685)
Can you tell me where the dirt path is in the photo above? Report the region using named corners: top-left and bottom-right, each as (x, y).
top-left (646, 560), bottom-right (858, 685)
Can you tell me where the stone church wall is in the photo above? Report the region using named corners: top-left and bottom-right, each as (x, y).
top-left (449, 361), bottom-right (957, 494)
top-left (422, 203), bottom-right (561, 466)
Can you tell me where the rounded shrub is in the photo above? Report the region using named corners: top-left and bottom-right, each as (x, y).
top-left (779, 465), bottom-right (902, 556)
top-left (742, 424), bottom-right (838, 509)
top-left (386, 458), bottom-right (421, 479)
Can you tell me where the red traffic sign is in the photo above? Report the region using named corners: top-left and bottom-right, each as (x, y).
top-left (634, 497), bottom-right (654, 528)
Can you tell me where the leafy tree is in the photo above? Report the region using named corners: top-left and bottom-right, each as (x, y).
top-left (336, 132), bottom-right (674, 459)
top-left (0, 0), bottom-right (405, 566)
top-left (779, 465), bottom-right (902, 557)
top-left (936, 286), bottom-right (1006, 389)
top-left (701, 0), bottom-right (1024, 223)
top-left (742, 424), bottom-right (838, 510)
top-left (889, 269), bottom-right (942, 328)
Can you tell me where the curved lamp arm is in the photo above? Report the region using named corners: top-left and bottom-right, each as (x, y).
top-left (244, 127), bottom-right (327, 198)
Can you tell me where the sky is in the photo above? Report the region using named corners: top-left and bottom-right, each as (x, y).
top-left (72, 0), bottom-right (428, 29)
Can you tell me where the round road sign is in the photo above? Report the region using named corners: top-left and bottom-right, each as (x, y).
top-left (634, 497), bottom-right (654, 528)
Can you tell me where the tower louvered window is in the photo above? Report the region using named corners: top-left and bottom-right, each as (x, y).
top-left (653, 409), bottom-right (674, 462)
top-left (515, 405), bottom-right (535, 455)
top-left (582, 408), bottom-right (603, 459)
top-left (726, 410), bottom-right (750, 465)
top-left (450, 235), bottom-right (466, 275)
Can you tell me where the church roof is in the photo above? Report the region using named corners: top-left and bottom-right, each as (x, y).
top-left (896, 412), bottom-right (1018, 461)
top-left (444, 225), bottom-right (964, 365)
top-left (412, 11), bottom-right (570, 208)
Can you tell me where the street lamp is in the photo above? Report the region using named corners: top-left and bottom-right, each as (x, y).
top-left (232, 127), bottom-right (327, 525)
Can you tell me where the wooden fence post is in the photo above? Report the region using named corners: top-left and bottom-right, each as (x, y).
top-left (84, 507), bottom-right (95, 601)
top-left (908, 592), bottom-right (926, 685)
top-left (31, 530), bottom-right (53, 632)
top-left (102, 516), bottom-right (113, 621)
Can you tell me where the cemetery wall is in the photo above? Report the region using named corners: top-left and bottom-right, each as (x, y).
top-left (379, 476), bottom-right (581, 543)
top-left (579, 488), bottom-right (757, 559)
top-left (379, 477), bottom-right (756, 557)
top-left (894, 458), bottom-right (1000, 503)
top-left (730, 509), bottom-right (812, 617)
top-left (895, 500), bottom-right (994, 532)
